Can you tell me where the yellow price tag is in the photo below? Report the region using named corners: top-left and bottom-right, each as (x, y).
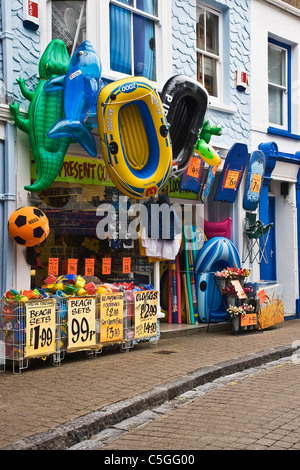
top-left (224, 170), bottom-right (240, 189)
top-left (250, 174), bottom-right (262, 193)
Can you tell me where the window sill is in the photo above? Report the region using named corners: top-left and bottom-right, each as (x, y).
top-left (208, 101), bottom-right (237, 114)
top-left (268, 126), bottom-right (300, 140)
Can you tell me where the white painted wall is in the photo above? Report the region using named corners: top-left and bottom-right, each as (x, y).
top-left (270, 178), bottom-right (299, 314)
top-left (251, 0), bottom-right (300, 155)
top-left (250, 0), bottom-right (300, 316)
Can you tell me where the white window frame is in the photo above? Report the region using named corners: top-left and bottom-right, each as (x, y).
top-left (40, 0), bottom-right (172, 90)
top-left (268, 41), bottom-right (288, 131)
top-left (196, 2), bottom-right (223, 105)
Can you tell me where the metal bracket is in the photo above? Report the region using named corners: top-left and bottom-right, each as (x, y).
top-left (0, 193), bottom-right (16, 201)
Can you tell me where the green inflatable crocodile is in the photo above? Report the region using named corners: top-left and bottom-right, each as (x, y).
top-left (9, 39), bottom-right (71, 193)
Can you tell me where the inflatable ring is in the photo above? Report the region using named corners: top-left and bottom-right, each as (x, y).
top-left (160, 75), bottom-right (208, 173)
top-left (195, 139), bottom-right (221, 167)
top-left (97, 77), bottom-right (172, 199)
top-left (195, 237), bottom-right (241, 323)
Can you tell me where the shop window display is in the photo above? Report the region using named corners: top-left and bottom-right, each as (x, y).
top-left (29, 182), bottom-right (154, 290)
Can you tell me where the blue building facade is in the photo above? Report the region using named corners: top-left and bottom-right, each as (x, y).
top-left (1, 0), bottom-right (300, 318)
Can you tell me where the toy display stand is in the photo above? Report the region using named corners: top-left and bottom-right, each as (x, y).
top-left (0, 290), bottom-right (159, 374)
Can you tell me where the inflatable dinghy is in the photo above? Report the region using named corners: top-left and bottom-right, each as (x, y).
top-left (160, 75), bottom-right (208, 176)
top-left (97, 77), bottom-right (172, 199)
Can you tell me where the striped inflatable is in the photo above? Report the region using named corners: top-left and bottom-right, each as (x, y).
top-left (195, 237), bottom-right (241, 323)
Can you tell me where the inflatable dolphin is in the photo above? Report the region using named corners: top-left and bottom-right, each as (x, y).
top-left (44, 41), bottom-right (101, 157)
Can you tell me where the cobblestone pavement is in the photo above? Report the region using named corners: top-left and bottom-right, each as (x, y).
top-left (90, 357), bottom-right (300, 451)
top-left (2, 320), bottom-right (300, 450)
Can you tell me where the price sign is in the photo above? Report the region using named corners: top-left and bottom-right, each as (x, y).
top-left (134, 291), bottom-right (158, 339)
top-left (85, 258), bottom-right (95, 276)
top-left (102, 258), bottom-right (111, 275)
top-left (257, 288), bottom-right (267, 304)
top-left (67, 297), bottom-right (97, 351)
top-left (123, 257), bottom-right (131, 274)
top-left (187, 157), bottom-right (201, 178)
top-left (25, 299), bottom-right (56, 359)
top-left (68, 259), bottom-right (78, 275)
top-left (48, 258), bottom-right (59, 276)
top-left (240, 313), bottom-right (257, 327)
top-left (230, 280), bottom-right (247, 300)
top-left (100, 293), bottom-right (123, 343)
top-left (250, 174), bottom-right (262, 193)
top-left (224, 170), bottom-right (240, 189)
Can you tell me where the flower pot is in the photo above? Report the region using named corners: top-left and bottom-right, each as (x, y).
top-left (239, 277), bottom-right (245, 287)
top-left (232, 316), bottom-right (239, 332)
top-left (217, 277), bottom-right (226, 293)
top-left (227, 295), bottom-right (236, 306)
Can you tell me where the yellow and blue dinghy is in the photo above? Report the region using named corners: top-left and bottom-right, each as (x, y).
top-left (97, 77), bottom-right (172, 199)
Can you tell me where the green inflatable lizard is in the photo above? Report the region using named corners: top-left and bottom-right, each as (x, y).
top-left (9, 39), bottom-right (71, 193)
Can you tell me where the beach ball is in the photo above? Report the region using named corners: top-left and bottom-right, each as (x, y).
top-left (8, 206), bottom-right (50, 247)
top-left (96, 284), bottom-right (113, 294)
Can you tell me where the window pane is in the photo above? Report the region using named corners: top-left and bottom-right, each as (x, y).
top-left (110, 4), bottom-right (132, 74)
top-left (197, 8), bottom-right (205, 50)
top-left (269, 85), bottom-right (284, 126)
top-left (52, 1), bottom-right (86, 55)
top-left (136, 0), bottom-right (157, 15)
top-left (204, 55), bottom-right (218, 97)
top-left (268, 44), bottom-right (286, 87)
top-left (206, 11), bottom-right (219, 55)
top-left (197, 53), bottom-right (203, 84)
top-left (133, 14), bottom-right (156, 80)
top-left (117, 0), bottom-right (134, 5)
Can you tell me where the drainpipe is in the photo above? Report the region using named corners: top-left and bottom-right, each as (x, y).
top-left (0, 0), bottom-right (16, 296)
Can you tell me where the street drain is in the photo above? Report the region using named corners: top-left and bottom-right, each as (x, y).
top-left (154, 350), bottom-right (176, 355)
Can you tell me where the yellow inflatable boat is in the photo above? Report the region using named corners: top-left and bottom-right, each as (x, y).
top-left (97, 77), bottom-right (172, 199)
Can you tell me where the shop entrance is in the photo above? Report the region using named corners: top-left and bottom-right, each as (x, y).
top-left (260, 195), bottom-right (276, 281)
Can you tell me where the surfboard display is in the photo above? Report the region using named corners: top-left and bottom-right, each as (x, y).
top-left (214, 143), bottom-right (248, 203)
top-left (243, 150), bottom-right (266, 211)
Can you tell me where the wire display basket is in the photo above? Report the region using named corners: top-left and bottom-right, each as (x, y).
top-left (0, 290), bottom-right (159, 373)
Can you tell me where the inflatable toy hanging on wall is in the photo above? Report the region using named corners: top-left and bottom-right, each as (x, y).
top-left (180, 119), bottom-right (222, 193)
top-left (8, 206), bottom-right (50, 247)
top-left (9, 39), bottom-right (71, 193)
top-left (195, 119), bottom-right (222, 167)
top-left (45, 40), bottom-right (102, 157)
top-left (97, 76), bottom-right (172, 199)
top-left (160, 75), bottom-right (208, 177)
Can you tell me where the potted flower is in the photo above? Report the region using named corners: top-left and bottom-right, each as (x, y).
top-left (215, 269), bottom-right (229, 292)
top-left (227, 302), bottom-right (256, 332)
top-left (222, 285), bottom-right (237, 306)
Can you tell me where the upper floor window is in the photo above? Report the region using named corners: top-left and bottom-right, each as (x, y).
top-left (48, 0), bottom-right (171, 85)
top-left (196, 4), bottom-right (221, 98)
top-left (109, 0), bottom-right (158, 81)
top-left (52, 1), bottom-right (87, 56)
top-left (268, 38), bottom-right (290, 130)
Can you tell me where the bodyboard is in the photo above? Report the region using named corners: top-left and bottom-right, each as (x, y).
top-left (214, 143), bottom-right (248, 203)
top-left (243, 150), bottom-right (266, 211)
